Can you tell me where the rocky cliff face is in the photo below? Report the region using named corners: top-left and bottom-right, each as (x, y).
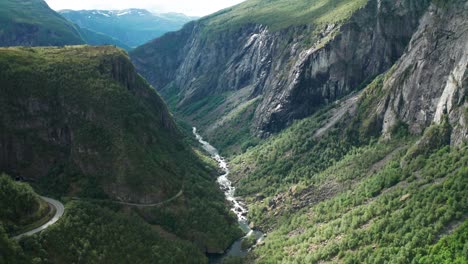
top-left (376, 0), bottom-right (467, 145)
top-left (132, 0), bottom-right (431, 137)
top-left (0, 46), bottom-right (197, 203)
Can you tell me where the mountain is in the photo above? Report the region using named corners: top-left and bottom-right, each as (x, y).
top-left (78, 27), bottom-right (132, 51)
top-left (130, 0), bottom-right (432, 153)
top-left (0, 46), bottom-right (242, 260)
top-left (60, 9), bottom-right (196, 48)
top-left (1, 0), bottom-right (466, 262)
top-left (0, 0), bottom-right (133, 50)
top-left (0, 174), bottom-right (49, 236)
top-left (0, 174), bottom-right (208, 264)
top-left (0, 0), bottom-right (85, 46)
top-left (0, 45), bottom-right (185, 202)
top-left (132, 0), bottom-right (467, 262)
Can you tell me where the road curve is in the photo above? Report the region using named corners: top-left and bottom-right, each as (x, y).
top-left (13, 196), bottom-right (64, 240)
top-left (109, 189), bottom-right (183, 207)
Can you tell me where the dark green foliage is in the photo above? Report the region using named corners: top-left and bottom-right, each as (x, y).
top-left (23, 201), bottom-right (208, 264)
top-left (241, 235), bottom-right (257, 250)
top-left (78, 27), bottom-right (132, 51)
top-left (0, 174), bottom-right (39, 223)
top-left (138, 170), bottom-right (243, 253)
top-left (0, 46), bottom-right (242, 257)
top-left (223, 256), bottom-right (245, 264)
top-left (419, 221), bottom-right (468, 264)
top-left (0, 174), bottom-right (48, 234)
top-left (0, 46), bottom-right (193, 201)
top-left (0, 0), bottom-right (84, 46)
top-left (0, 224), bottom-right (28, 264)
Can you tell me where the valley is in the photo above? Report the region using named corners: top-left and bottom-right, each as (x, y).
top-left (193, 128), bottom-right (264, 263)
top-left (0, 0), bottom-right (467, 263)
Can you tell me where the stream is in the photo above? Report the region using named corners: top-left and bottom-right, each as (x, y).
top-left (193, 127), bottom-right (264, 263)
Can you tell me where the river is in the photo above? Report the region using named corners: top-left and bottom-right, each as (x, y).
top-left (193, 127), bottom-right (264, 263)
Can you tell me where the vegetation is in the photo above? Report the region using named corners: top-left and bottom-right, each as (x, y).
top-left (201, 0), bottom-right (369, 34)
top-left (241, 235), bottom-right (257, 250)
top-left (0, 46), bottom-right (242, 259)
top-left (78, 27), bottom-right (132, 51)
top-left (136, 160), bottom-right (243, 253)
top-left (246, 142), bottom-right (467, 263)
top-left (0, 174), bottom-right (49, 235)
top-left (0, 0), bottom-right (84, 46)
top-left (225, 66), bottom-right (467, 262)
top-left (419, 221), bottom-right (468, 264)
top-left (207, 98), bottom-right (262, 156)
top-left (0, 224), bottom-right (28, 264)
top-left (21, 201), bottom-right (208, 264)
top-left (230, 104), bottom-right (353, 197)
top-left (0, 46), bottom-right (194, 201)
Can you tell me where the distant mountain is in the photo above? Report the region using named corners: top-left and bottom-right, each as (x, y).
top-left (78, 27), bottom-right (132, 51)
top-left (60, 9), bottom-right (196, 48)
top-left (0, 0), bottom-right (85, 46)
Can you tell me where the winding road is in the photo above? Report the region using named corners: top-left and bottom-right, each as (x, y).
top-left (13, 188), bottom-right (183, 240)
top-left (13, 196), bottom-right (64, 240)
top-left (110, 189), bottom-right (184, 207)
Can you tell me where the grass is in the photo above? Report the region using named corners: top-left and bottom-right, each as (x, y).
top-left (200, 0), bottom-right (369, 34)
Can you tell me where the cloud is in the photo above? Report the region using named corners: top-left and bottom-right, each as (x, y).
top-left (44, 0), bottom-right (245, 16)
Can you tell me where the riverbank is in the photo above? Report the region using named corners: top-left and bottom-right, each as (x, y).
top-left (193, 127), bottom-right (264, 263)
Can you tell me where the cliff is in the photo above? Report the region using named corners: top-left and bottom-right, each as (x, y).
top-left (0, 46), bottom-right (196, 203)
top-left (131, 0), bottom-right (431, 140)
top-left (376, 0), bottom-right (468, 145)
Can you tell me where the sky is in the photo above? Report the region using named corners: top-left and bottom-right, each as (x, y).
top-left (44, 0), bottom-right (246, 17)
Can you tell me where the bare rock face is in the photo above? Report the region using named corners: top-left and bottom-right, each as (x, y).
top-left (131, 0), bottom-right (431, 137)
top-left (377, 0), bottom-right (468, 145)
top-left (254, 0), bottom-right (431, 136)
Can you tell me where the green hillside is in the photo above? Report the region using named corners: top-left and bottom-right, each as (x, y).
top-left (0, 46), bottom-right (242, 258)
top-left (201, 0), bottom-right (368, 33)
top-left (0, 177), bottom-right (207, 264)
top-left (0, 46), bottom-right (186, 201)
top-left (229, 74), bottom-right (468, 263)
top-left (0, 0), bottom-right (84, 46)
top-left (20, 201), bottom-right (208, 264)
top-left (78, 27), bottom-right (132, 51)
top-left (0, 174), bottom-right (51, 236)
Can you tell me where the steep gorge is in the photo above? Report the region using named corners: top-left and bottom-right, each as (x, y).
top-left (132, 0), bottom-right (431, 141)
top-left (131, 0), bottom-right (467, 262)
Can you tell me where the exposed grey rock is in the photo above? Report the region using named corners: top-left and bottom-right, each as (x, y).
top-left (131, 0), bottom-right (431, 137)
top-left (377, 0), bottom-right (468, 145)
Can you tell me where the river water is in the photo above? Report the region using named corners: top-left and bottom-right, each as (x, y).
top-left (193, 127), bottom-right (264, 263)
